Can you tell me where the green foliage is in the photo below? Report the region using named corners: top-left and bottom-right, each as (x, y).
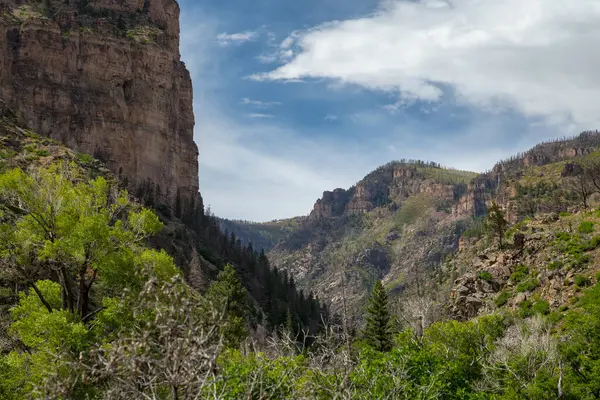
top-left (463, 217), bottom-right (486, 239)
top-left (575, 274), bottom-right (592, 288)
top-left (510, 264), bottom-right (530, 283)
top-left (516, 279), bottom-right (538, 293)
top-left (76, 152), bottom-right (95, 164)
top-left (486, 201), bottom-right (508, 247)
top-left (4, 281), bottom-right (90, 394)
top-left (363, 281), bottom-right (393, 352)
top-left (553, 231), bottom-right (598, 269)
top-left (559, 211), bottom-right (572, 217)
top-left (532, 299), bottom-right (550, 315)
top-left (206, 265), bottom-right (251, 347)
top-left (547, 260), bottom-right (564, 270)
top-left (478, 270), bottom-right (494, 282)
top-left (579, 221), bottom-right (595, 234)
top-left (495, 291), bottom-right (510, 307)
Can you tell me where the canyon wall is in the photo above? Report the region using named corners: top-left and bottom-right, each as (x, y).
top-left (0, 0), bottom-right (199, 219)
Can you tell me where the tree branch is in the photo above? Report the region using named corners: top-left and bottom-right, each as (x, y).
top-left (31, 281), bottom-right (53, 313)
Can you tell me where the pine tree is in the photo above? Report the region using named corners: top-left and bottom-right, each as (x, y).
top-left (486, 201), bottom-right (508, 248)
top-left (206, 265), bottom-right (250, 347)
top-left (285, 308), bottom-right (294, 336)
top-left (363, 280), bottom-right (393, 352)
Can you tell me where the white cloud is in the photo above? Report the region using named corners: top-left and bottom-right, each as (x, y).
top-left (325, 115), bottom-right (339, 121)
top-left (241, 98), bottom-right (282, 108)
top-left (216, 30), bottom-right (258, 46)
top-left (258, 0), bottom-right (600, 130)
top-left (245, 113), bottom-right (275, 119)
top-left (178, 3), bottom-right (572, 222)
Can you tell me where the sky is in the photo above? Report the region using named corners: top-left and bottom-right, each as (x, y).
top-left (178, 0), bottom-right (600, 222)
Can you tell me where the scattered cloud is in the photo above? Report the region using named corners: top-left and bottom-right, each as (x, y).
top-left (324, 115), bottom-right (339, 121)
top-left (216, 30), bottom-right (258, 46)
top-left (245, 113), bottom-right (275, 119)
top-left (258, 0), bottom-right (600, 131)
top-left (241, 98), bottom-right (282, 108)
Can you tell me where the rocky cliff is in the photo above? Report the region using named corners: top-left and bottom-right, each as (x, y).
top-left (0, 0), bottom-right (199, 220)
top-left (269, 133), bottom-right (600, 323)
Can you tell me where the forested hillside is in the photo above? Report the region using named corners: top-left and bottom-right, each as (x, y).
top-left (0, 106), bottom-right (328, 398)
top-left (215, 216), bottom-right (304, 252)
top-left (266, 133), bottom-right (600, 325)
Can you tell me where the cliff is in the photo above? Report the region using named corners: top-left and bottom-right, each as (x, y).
top-left (269, 133), bottom-right (600, 322)
top-left (0, 0), bottom-right (199, 220)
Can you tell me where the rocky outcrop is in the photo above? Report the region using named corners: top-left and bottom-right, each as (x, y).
top-left (0, 0), bottom-right (199, 219)
top-left (310, 164), bottom-right (468, 219)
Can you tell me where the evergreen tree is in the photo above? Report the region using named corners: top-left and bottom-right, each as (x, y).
top-left (363, 280), bottom-right (393, 352)
top-left (285, 308), bottom-right (293, 335)
top-left (485, 201), bottom-right (508, 248)
top-left (206, 265), bottom-right (250, 347)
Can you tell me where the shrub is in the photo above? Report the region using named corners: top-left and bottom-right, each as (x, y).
top-left (548, 260), bottom-right (564, 270)
top-left (579, 221), bottom-right (595, 234)
top-left (478, 271), bottom-right (494, 282)
top-left (35, 149), bottom-right (49, 157)
top-left (510, 265), bottom-right (529, 283)
top-left (575, 275), bottom-right (592, 288)
top-left (559, 212), bottom-right (572, 217)
top-left (518, 300), bottom-right (533, 318)
top-left (77, 153), bottom-right (95, 164)
top-left (555, 231), bottom-right (572, 241)
top-left (532, 299), bottom-right (550, 315)
top-left (516, 279), bottom-right (538, 293)
top-left (495, 291), bottom-right (510, 307)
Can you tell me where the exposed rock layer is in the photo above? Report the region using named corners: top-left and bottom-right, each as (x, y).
top-left (0, 0), bottom-right (199, 217)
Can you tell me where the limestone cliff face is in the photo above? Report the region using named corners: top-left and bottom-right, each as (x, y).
top-left (310, 164), bottom-right (464, 219)
top-left (0, 0), bottom-right (199, 218)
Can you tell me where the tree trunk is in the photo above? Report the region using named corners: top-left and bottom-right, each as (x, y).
top-left (59, 266), bottom-right (75, 313)
top-left (77, 264), bottom-right (89, 318)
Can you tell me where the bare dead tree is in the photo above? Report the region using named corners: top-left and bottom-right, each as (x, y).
top-left (35, 271), bottom-right (226, 400)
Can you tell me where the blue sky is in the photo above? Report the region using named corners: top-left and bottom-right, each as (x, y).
top-left (179, 0), bottom-right (600, 222)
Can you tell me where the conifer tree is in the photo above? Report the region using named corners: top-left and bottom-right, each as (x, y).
top-left (486, 201), bottom-right (508, 248)
top-left (285, 308), bottom-right (294, 335)
top-left (363, 280), bottom-right (393, 352)
top-left (206, 265), bottom-right (250, 347)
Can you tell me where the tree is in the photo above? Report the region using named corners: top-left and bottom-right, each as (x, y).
top-left (486, 201), bottom-right (508, 248)
top-left (363, 280), bottom-right (393, 352)
top-left (206, 265), bottom-right (250, 347)
top-left (570, 170), bottom-right (594, 209)
top-left (0, 163), bottom-right (163, 320)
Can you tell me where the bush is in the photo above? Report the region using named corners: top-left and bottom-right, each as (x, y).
top-left (495, 291), bottom-right (510, 307)
top-left (548, 260), bottom-right (564, 270)
top-left (579, 221), bottom-right (595, 234)
top-left (532, 299), bottom-right (550, 315)
top-left (510, 265), bottom-right (529, 283)
top-left (516, 279), bottom-right (538, 293)
top-left (76, 153), bottom-right (95, 164)
top-left (478, 271), bottom-right (494, 282)
top-left (517, 300), bottom-right (534, 318)
top-left (559, 212), bottom-right (572, 217)
top-left (575, 275), bottom-right (592, 288)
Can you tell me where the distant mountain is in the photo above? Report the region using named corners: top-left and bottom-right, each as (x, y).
top-left (215, 217), bottom-right (305, 252)
top-left (266, 132), bottom-right (600, 324)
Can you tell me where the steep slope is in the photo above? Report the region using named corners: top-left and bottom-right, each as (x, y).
top-left (270, 133), bottom-right (600, 322)
top-left (215, 217), bottom-right (305, 252)
top-left (269, 161), bottom-right (484, 321)
top-left (0, 104), bottom-right (326, 337)
top-left (0, 0), bottom-right (200, 221)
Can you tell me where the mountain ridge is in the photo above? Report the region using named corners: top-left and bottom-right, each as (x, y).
top-left (220, 131), bottom-right (600, 322)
